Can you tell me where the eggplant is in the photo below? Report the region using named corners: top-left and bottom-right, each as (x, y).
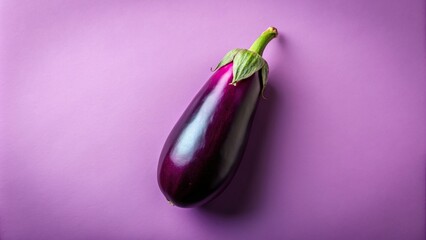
top-left (157, 27), bottom-right (278, 207)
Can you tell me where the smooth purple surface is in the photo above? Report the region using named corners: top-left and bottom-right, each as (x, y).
top-left (158, 63), bottom-right (261, 207)
top-left (0, 0), bottom-right (425, 239)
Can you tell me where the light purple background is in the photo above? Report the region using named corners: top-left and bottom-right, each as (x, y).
top-left (1, 0), bottom-right (425, 239)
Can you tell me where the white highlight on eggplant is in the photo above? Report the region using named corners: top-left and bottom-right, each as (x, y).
top-left (170, 71), bottom-right (231, 166)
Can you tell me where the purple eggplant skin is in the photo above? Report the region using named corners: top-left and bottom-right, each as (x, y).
top-left (157, 62), bottom-right (262, 207)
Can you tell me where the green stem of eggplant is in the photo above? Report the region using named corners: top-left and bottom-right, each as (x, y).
top-left (248, 27), bottom-right (278, 56)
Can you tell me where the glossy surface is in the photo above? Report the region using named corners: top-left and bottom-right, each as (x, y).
top-left (158, 63), bottom-right (261, 207)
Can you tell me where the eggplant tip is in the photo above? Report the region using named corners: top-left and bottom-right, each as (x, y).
top-left (268, 26), bottom-right (278, 36)
top-left (167, 200), bottom-right (175, 206)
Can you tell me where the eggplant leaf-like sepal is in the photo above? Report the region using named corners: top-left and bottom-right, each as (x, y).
top-left (212, 48), bottom-right (243, 71)
top-left (214, 49), bottom-right (269, 92)
top-left (232, 50), bottom-right (265, 86)
top-left (260, 62), bottom-right (269, 96)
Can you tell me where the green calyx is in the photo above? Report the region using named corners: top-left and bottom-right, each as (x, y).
top-left (212, 27), bottom-right (278, 94)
